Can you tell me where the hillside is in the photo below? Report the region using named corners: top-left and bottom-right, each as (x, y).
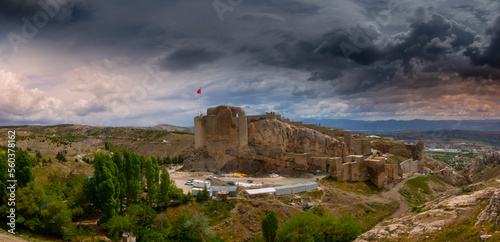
top-left (362, 130), bottom-right (500, 146)
top-left (0, 124), bottom-right (195, 160)
top-left (1, 124), bottom-right (498, 241)
top-left (128, 124), bottom-right (194, 133)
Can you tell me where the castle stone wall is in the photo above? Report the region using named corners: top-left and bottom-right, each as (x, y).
top-left (400, 159), bottom-right (419, 174)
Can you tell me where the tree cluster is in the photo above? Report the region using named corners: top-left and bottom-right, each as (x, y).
top-left (0, 148), bottom-right (91, 240)
top-left (269, 209), bottom-right (362, 242)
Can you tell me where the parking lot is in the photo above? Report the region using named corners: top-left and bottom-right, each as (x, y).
top-left (168, 168), bottom-right (327, 194)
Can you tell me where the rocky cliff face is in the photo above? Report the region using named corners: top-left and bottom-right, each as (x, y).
top-left (356, 187), bottom-right (500, 241)
top-left (464, 152), bottom-right (500, 176)
top-left (184, 118), bottom-right (351, 174)
top-left (475, 189), bottom-right (500, 226)
top-left (247, 119), bottom-right (350, 158)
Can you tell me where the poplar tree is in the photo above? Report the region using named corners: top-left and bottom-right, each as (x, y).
top-left (93, 151), bottom-right (120, 225)
top-left (123, 149), bottom-right (142, 203)
top-left (262, 210), bottom-right (279, 242)
top-left (145, 156), bottom-right (159, 206)
top-left (112, 151), bottom-right (126, 210)
top-left (159, 167), bottom-right (170, 207)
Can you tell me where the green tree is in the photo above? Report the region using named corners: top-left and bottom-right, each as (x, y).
top-left (16, 150), bottom-right (34, 188)
top-left (327, 214), bottom-right (362, 242)
top-left (124, 149), bottom-right (142, 203)
top-left (103, 215), bottom-right (133, 241)
top-left (40, 199), bottom-right (73, 237)
top-left (159, 167), bottom-right (171, 207)
top-left (64, 174), bottom-right (92, 218)
top-left (145, 156), bottom-right (159, 206)
top-left (83, 176), bottom-right (99, 211)
top-left (0, 152), bottom-right (8, 206)
top-left (93, 151), bottom-right (120, 225)
top-left (56, 151), bottom-right (67, 162)
top-left (36, 150), bottom-right (42, 159)
top-left (16, 182), bottom-right (45, 231)
top-left (262, 211), bottom-right (279, 242)
top-left (196, 185), bottom-right (210, 202)
top-left (276, 212), bottom-right (321, 242)
top-left (128, 203), bottom-right (156, 227)
top-left (112, 151), bottom-right (127, 210)
top-left (104, 142), bottom-right (114, 151)
top-left (276, 212), bottom-right (362, 242)
top-left (169, 213), bottom-right (215, 241)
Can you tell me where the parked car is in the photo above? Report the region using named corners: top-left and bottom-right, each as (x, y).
top-left (206, 175), bottom-right (218, 180)
top-left (247, 180), bottom-right (253, 183)
top-left (185, 179), bottom-right (193, 185)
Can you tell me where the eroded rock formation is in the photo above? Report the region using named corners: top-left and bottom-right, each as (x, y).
top-left (464, 151), bottom-right (500, 176)
top-left (247, 119), bottom-right (350, 158)
top-left (475, 189), bottom-right (500, 226)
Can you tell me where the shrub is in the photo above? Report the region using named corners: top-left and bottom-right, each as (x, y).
top-left (276, 211), bottom-right (362, 242)
top-left (262, 211), bottom-right (279, 242)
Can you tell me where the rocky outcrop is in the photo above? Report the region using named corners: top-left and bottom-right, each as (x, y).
top-left (475, 189), bottom-right (500, 226)
top-left (356, 188), bottom-right (498, 241)
top-left (456, 183), bottom-right (484, 195)
top-left (371, 140), bottom-right (424, 160)
top-left (247, 119), bottom-right (350, 158)
top-left (464, 152), bottom-right (500, 176)
top-left (431, 168), bottom-right (469, 187)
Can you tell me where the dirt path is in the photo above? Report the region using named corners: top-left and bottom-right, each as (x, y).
top-left (381, 174), bottom-right (421, 218)
top-left (0, 230), bottom-right (30, 242)
top-left (74, 213), bottom-right (111, 241)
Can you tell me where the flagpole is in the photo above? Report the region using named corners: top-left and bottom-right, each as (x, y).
top-left (199, 86), bottom-right (202, 116)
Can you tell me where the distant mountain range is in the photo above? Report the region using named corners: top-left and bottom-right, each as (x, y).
top-left (300, 119), bottom-right (500, 132)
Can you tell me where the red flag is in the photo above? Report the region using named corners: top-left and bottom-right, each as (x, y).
top-left (197, 88), bottom-right (201, 94)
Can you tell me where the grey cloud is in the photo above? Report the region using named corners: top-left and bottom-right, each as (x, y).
top-left (74, 101), bottom-right (109, 116)
top-left (0, 0), bottom-right (89, 22)
top-left (465, 16), bottom-right (500, 69)
top-left (159, 48), bottom-right (223, 71)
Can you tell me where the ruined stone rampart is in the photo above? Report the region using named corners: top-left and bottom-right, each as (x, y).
top-left (400, 159), bottom-right (419, 174)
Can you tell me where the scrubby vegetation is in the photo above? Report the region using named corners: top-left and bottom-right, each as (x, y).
top-left (399, 175), bottom-right (446, 207)
top-left (275, 210), bottom-right (362, 242)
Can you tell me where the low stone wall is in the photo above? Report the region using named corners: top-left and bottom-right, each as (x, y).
top-left (400, 159), bottom-right (419, 174)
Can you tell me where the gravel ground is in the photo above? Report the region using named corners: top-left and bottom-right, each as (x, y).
top-left (168, 168), bottom-right (327, 194)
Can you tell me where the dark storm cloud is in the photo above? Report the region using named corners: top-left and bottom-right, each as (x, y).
top-left (1, 0), bottom-right (499, 125)
top-left (244, 8), bottom-right (490, 98)
top-left (465, 16), bottom-right (500, 69)
top-left (159, 48), bottom-right (223, 71)
top-left (384, 13), bottom-right (476, 69)
top-left (0, 0), bottom-right (90, 22)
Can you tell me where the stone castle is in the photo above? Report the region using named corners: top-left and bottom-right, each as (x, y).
top-left (184, 105), bottom-right (424, 188)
